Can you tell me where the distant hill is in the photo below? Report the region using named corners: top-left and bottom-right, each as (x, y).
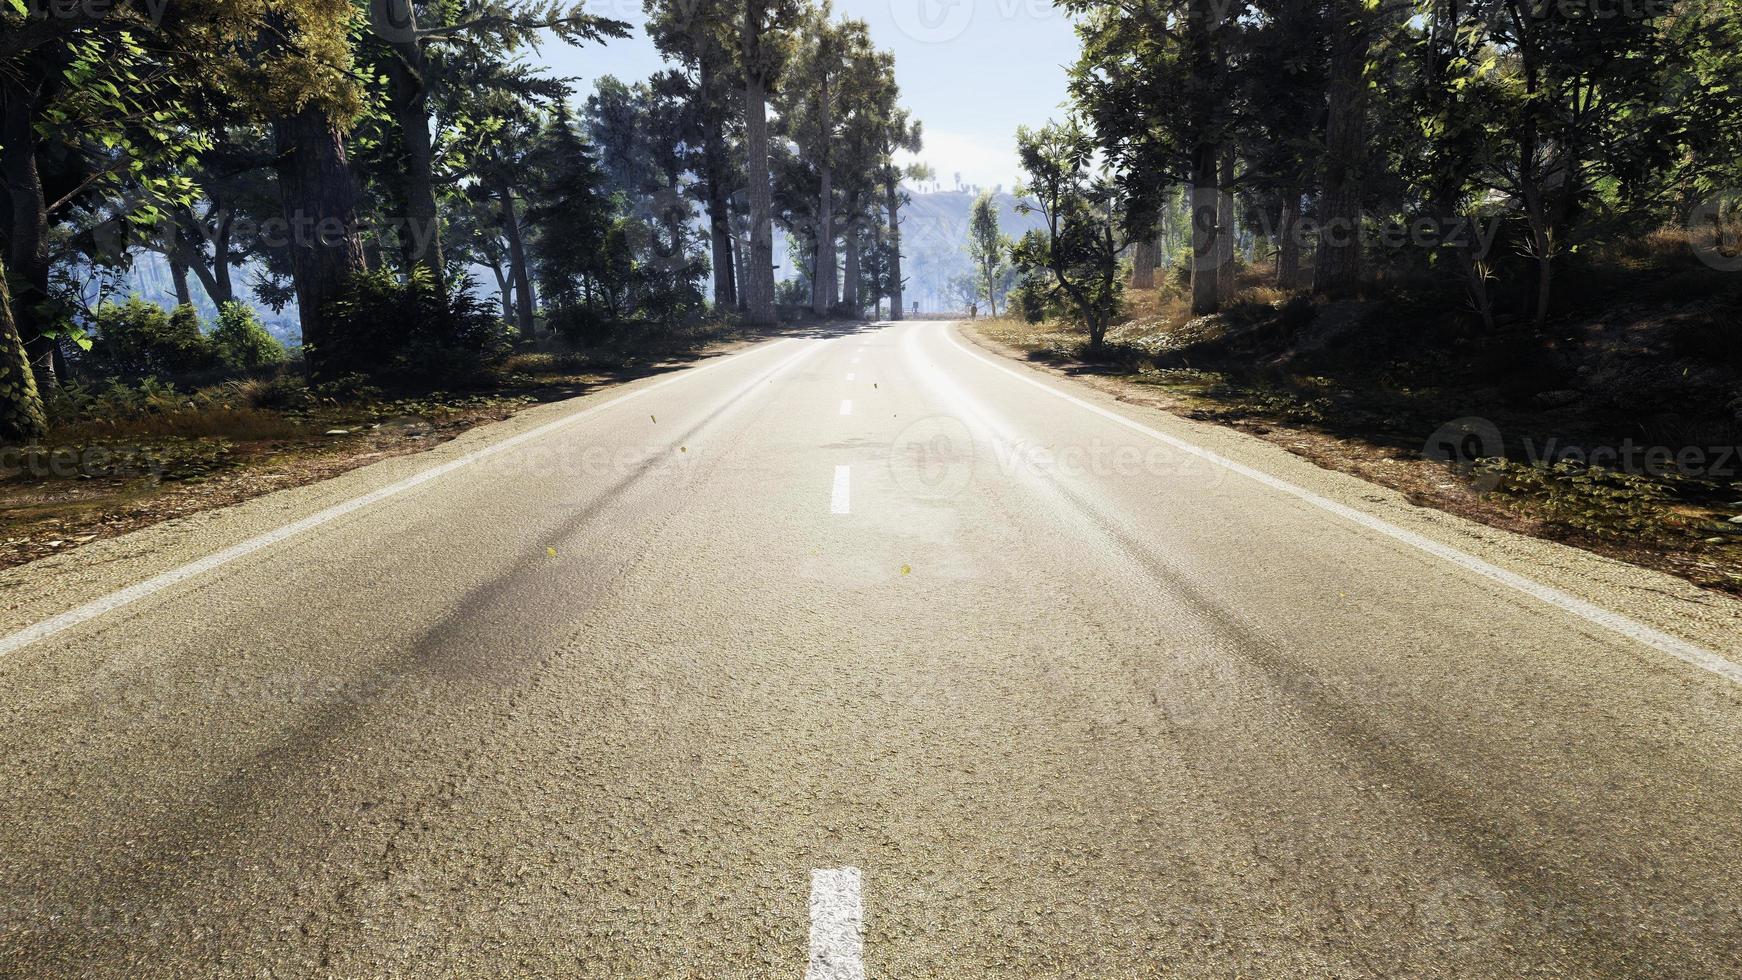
top-left (900, 188), bottom-right (1045, 314)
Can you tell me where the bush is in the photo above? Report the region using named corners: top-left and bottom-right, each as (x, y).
top-left (1009, 276), bottom-right (1056, 324)
top-left (320, 269), bottom-right (512, 388)
top-left (85, 298), bottom-right (216, 378)
top-left (1473, 458), bottom-right (1676, 539)
top-left (211, 302), bottom-right (287, 371)
top-left (547, 304), bottom-right (615, 346)
top-left (1667, 307), bottom-right (1742, 370)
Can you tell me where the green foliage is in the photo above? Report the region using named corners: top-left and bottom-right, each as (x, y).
top-left (967, 190), bottom-right (1012, 316)
top-left (1012, 121), bottom-right (1125, 347)
top-left (46, 376), bottom-right (192, 425)
top-left (548, 304), bottom-right (615, 346)
top-left (210, 303), bottom-right (288, 372)
top-left (1008, 277), bottom-right (1057, 324)
top-left (1474, 459), bottom-right (1677, 540)
top-left (85, 299), bottom-right (217, 379)
top-left (320, 269), bottom-right (512, 388)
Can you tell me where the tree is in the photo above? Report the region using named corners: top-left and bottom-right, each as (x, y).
top-left (0, 260), bottom-right (46, 443)
top-left (1012, 121), bottom-right (1124, 349)
top-left (646, 0), bottom-right (744, 310)
top-left (360, 0), bottom-right (628, 288)
top-left (1065, 0), bottom-right (1247, 316)
top-left (2, 1), bottom-right (214, 388)
top-left (735, 0), bottom-right (802, 324)
top-left (525, 104), bottom-right (618, 333)
top-left (966, 190), bottom-right (1010, 317)
top-left (879, 127), bottom-right (925, 320)
top-left (1311, 0), bottom-right (1378, 297)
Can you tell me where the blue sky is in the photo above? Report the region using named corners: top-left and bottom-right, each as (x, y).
top-left (532, 0), bottom-right (1081, 190)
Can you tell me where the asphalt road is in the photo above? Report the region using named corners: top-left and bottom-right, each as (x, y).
top-left (3, 319), bottom-right (1742, 978)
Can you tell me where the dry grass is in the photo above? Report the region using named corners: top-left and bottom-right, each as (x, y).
top-left (502, 350), bottom-right (594, 375)
top-left (54, 406), bottom-right (306, 444)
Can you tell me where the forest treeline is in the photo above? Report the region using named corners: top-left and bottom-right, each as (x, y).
top-left (986, 0), bottom-right (1742, 349)
top-left (0, 0), bottom-right (925, 443)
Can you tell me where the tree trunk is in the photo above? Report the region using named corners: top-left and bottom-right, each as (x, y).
top-left (176, 207), bottom-right (228, 308)
top-left (374, 0), bottom-right (445, 288)
top-left (733, 230), bottom-right (749, 311)
top-left (1313, 0), bottom-right (1368, 297)
top-left (489, 260), bottom-right (513, 320)
top-left (272, 104), bottom-right (366, 380)
top-left (813, 52), bottom-right (835, 317)
top-left (1216, 143), bottom-right (1237, 302)
top-left (870, 216), bottom-right (884, 318)
top-left (209, 199), bottom-right (236, 304)
top-left (698, 60), bottom-right (737, 310)
top-left (0, 258), bottom-right (47, 444)
top-left (1131, 239), bottom-right (1156, 290)
top-left (186, 253), bottom-right (223, 308)
top-left (1532, 224), bottom-right (1553, 329)
top-left (742, 7), bottom-right (777, 325)
top-left (1189, 144), bottom-right (1220, 315)
top-left (1277, 190), bottom-right (1301, 288)
top-left (885, 180), bottom-right (904, 320)
top-left (842, 216), bottom-right (860, 314)
top-left (169, 254), bottom-right (194, 307)
top-left (212, 228), bottom-right (236, 304)
top-left (2, 82), bottom-right (57, 389)
top-left (498, 181), bottom-right (536, 337)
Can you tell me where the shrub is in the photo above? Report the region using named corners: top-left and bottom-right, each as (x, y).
top-left (211, 302), bottom-right (287, 371)
top-left (320, 269), bottom-right (512, 388)
top-left (1009, 277), bottom-right (1057, 324)
top-left (1473, 458), bottom-right (1676, 539)
top-left (85, 298), bottom-right (216, 378)
top-left (547, 304), bottom-right (615, 346)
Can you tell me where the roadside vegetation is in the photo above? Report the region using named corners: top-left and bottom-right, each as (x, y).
top-left (975, 240), bottom-right (1742, 595)
top-left (1, 0), bottom-right (922, 562)
top-left (955, 0), bottom-right (1742, 594)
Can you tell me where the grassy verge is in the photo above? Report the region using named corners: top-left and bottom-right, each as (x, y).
top-left (0, 318), bottom-right (791, 570)
top-left (971, 288), bottom-right (1742, 597)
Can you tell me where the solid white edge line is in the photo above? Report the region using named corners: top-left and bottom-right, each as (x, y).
top-left (807, 867), bottom-right (864, 980)
top-left (840, 399), bottom-right (853, 416)
top-left (831, 465), bottom-right (851, 515)
top-left (0, 338), bottom-right (815, 660)
top-left (941, 324), bottom-right (1742, 686)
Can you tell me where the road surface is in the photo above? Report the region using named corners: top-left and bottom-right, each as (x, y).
top-left (3, 319), bottom-right (1742, 977)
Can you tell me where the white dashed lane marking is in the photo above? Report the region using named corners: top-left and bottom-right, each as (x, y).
top-left (807, 867), bottom-right (864, 980)
top-left (830, 466), bottom-right (851, 515)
